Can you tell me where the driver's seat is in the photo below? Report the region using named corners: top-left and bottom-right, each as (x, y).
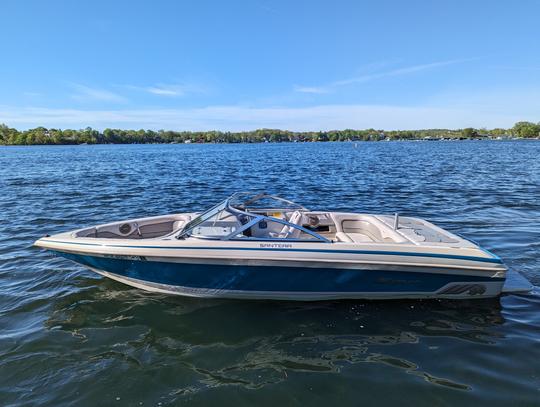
top-left (276, 211), bottom-right (303, 239)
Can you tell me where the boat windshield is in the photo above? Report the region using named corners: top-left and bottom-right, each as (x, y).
top-left (176, 192), bottom-right (329, 242)
top-left (177, 199), bottom-right (228, 237)
top-left (229, 192), bottom-right (308, 212)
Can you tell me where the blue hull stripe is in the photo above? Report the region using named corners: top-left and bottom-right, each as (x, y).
top-left (57, 252), bottom-right (504, 293)
top-left (44, 239), bottom-right (502, 264)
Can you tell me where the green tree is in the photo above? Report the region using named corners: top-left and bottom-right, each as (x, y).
top-left (462, 128), bottom-right (478, 138)
top-left (512, 121), bottom-right (540, 138)
top-left (0, 123), bottom-right (11, 144)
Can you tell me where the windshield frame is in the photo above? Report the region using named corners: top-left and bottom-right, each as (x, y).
top-left (175, 192), bottom-right (329, 243)
top-left (175, 199), bottom-right (228, 238)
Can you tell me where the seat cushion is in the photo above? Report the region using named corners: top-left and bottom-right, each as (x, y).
top-left (278, 211), bottom-right (303, 238)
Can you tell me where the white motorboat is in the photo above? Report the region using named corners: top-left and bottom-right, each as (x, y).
top-left (34, 193), bottom-right (507, 300)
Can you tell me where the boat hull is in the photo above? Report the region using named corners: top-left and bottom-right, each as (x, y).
top-left (56, 251), bottom-right (505, 300)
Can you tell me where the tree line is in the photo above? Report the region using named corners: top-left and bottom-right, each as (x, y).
top-left (0, 121), bottom-right (539, 145)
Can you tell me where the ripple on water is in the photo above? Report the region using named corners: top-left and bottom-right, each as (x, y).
top-left (0, 142), bottom-right (539, 406)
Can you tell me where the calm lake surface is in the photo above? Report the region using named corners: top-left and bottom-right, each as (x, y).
top-left (1, 141), bottom-right (539, 406)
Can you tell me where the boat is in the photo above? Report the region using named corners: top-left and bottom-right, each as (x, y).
top-left (34, 192), bottom-right (507, 300)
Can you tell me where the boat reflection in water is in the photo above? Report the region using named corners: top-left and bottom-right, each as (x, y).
top-left (47, 278), bottom-right (509, 392)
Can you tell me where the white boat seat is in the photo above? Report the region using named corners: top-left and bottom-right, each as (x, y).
top-left (273, 211), bottom-right (303, 239)
top-left (335, 232), bottom-right (373, 243)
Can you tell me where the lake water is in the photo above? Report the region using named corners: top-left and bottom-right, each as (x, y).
top-left (1, 141), bottom-right (539, 406)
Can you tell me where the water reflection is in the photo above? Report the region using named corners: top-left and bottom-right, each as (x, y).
top-left (45, 277), bottom-right (505, 396)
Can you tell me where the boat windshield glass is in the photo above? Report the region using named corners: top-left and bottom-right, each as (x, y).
top-left (229, 193), bottom-right (307, 212)
top-left (177, 199), bottom-right (228, 237)
top-left (176, 193), bottom-right (328, 242)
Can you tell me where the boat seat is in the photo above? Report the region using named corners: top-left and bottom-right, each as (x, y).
top-left (272, 211), bottom-right (303, 239)
top-left (335, 231), bottom-right (373, 243)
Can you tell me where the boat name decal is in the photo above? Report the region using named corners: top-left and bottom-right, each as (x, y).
top-left (259, 243), bottom-right (293, 249)
top-left (103, 254), bottom-right (147, 261)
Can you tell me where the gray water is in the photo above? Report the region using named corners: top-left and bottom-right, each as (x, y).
top-left (1, 141), bottom-right (539, 406)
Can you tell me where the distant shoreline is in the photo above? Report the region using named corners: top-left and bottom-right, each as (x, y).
top-left (2, 138), bottom-right (540, 147)
top-left (1, 121), bottom-right (538, 145)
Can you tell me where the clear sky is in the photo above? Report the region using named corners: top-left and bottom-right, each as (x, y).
top-left (1, 0), bottom-right (539, 131)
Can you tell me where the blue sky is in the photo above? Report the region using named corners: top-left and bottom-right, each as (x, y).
top-left (1, 0), bottom-right (539, 130)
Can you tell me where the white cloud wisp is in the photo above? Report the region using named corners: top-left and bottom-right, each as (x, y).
top-left (0, 102), bottom-right (534, 131)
